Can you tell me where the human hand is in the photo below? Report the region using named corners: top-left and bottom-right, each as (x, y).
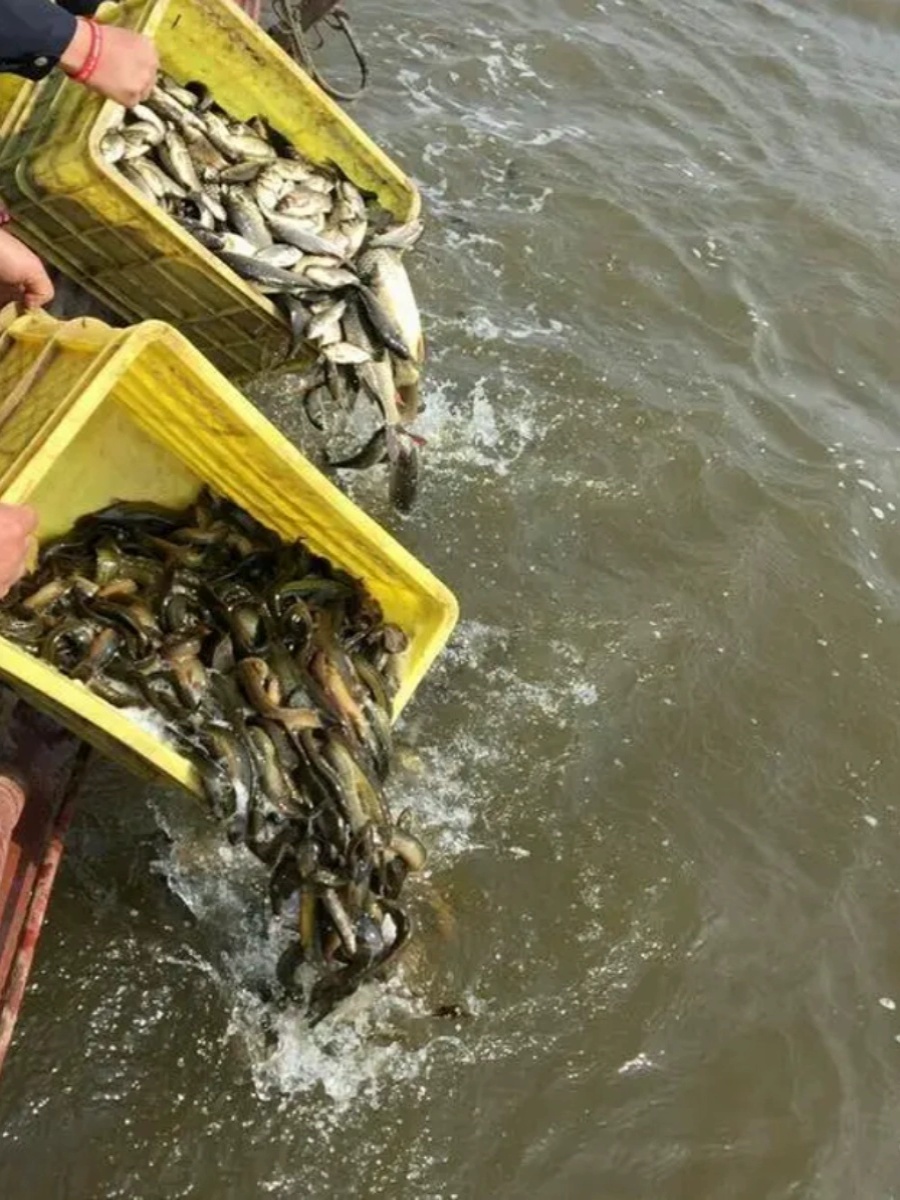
top-left (0, 504), bottom-right (38, 599)
top-left (61, 19), bottom-right (159, 109)
top-left (0, 231), bottom-right (54, 310)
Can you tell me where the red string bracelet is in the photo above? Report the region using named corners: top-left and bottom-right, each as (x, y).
top-left (65, 19), bottom-right (103, 85)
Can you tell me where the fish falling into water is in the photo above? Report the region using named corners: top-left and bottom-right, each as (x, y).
top-left (102, 73), bottom-right (426, 512)
top-left (0, 490), bottom-right (427, 1024)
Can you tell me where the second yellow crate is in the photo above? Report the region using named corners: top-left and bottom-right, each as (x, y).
top-left (0, 306), bottom-right (457, 795)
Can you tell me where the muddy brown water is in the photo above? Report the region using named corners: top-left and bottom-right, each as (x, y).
top-left (5, 0), bottom-right (900, 1196)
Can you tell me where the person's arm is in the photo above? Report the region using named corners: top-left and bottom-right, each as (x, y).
top-left (0, 229), bottom-right (54, 310)
top-left (0, 0), bottom-right (78, 80)
top-left (0, 770), bottom-right (25, 882)
top-left (0, 503), bottom-right (38, 598)
top-left (0, 0), bottom-right (158, 106)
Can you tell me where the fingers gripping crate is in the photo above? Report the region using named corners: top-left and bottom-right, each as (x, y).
top-left (0, 308), bottom-right (457, 794)
top-left (0, 0), bottom-right (421, 380)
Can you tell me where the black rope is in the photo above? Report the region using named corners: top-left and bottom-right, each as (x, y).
top-left (270, 0), bottom-right (369, 103)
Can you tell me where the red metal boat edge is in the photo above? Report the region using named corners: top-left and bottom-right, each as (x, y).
top-left (0, 695), bottom-right (88, 1078)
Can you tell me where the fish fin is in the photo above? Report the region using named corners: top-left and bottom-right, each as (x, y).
top-left (397, 380), bottom-right (421, 421)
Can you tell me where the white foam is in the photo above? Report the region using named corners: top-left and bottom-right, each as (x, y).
top-left (617, 1052), bottom-right (659, 1076)
top-left (233, 780), bottom-right (249, 818)
top-left (239, 982), bottom-right (427, 1107)
top-left (146, 709), bottom-right (481, 1103)
top-left (121, 705), bottom-right (177, 746)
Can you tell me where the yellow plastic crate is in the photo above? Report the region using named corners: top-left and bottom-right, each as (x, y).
top-left (0, 0), bottom-right (420, 379)
top-left (0, 307), bottom-right (457, 795)
top-left (0, 76), bottom-right (27, 132)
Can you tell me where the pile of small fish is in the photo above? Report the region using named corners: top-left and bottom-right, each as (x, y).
top-left (102, 73), bottom-right (425, 511)
top-left (0, 490), bottom-right (426, 1023)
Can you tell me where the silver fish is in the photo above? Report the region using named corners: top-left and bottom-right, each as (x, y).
top-left (389, 433), bottom-right (420, 512)
top-left (225, 188), bottom-right (273, 250)
top-left (101, 130), bottom-right (126, 164)
top-left (119, 128), bottom-right (154, 159)
top-left (356, 248), bottom-right (424, 363)
top-left (272, 157), bottom-right (319, 183)
top-left (174, 216), bottom-right (220, 246)
top-left (304, 265), bottom-right (359, 290)
top-left (255, 243), bottom-right (302, 269)
top-left (146, 87), bottom-right (204, 134)
top-left (115, 78), bottom-right (429, 503)
top-left (244, 115), bottom-right (269, 139)
top-left (177, 199), bottom-right (214, 230)
top-left (357, 356), bottom-right (400, 428)
top-left (272, 294), bottom-right (310, 358)
top-left (300, 173), bottom-right (335, 196)
top-left (313, 321), bottom-right (342, 348)
top-left (219, 160), bottom-right (266, 184)
top-left (158, 73), bottom-right (200, 109)
top-left (219, 231), bottom-right (262, 256)
top-left (305, 299), bottom-right (347, 343)
top-left (130, 104), bottom-right (167, 142)
top-left (252, 164), bottom-right (289, 213)
top-left (197, 183), bottom-right (227, 224)
top-left (297, 253), bottom-right (345, 273)
top-left (355, 283), bottom-right (411, 359)
top-left (327, 426), bottom-right (387, 469)
top-left (276, 189), bottom-right (332, 219)
top-left (183, 224), bottom-right (263, 256)
top-left (368, 218), bottom-right (425, 252)
top-left (123, 119), bottom-right (164, 147)
top-left (274, 211), bottom-right (320, 235)
top-left (120, 161), bottom-right (158, 201)
top-left (181, 125), bottom-right (229, 176)
top-left (266, 214), bottom-right (345, 258)
top-left (159, 128), bottom-right (201, 193)
top-left (219, 251), bottom-right (313, 291)
top-left (204, 112), bottom-right (276, 163)
top-left (131, 156), bottom-right (185, 200)
top-left (338, 216), bottom-right (367, 258)
top-left (340, 299), bottom-right (376, 355)
top-left (282, 212), bottom-right (328, 237)
top-left (333, 179), bottom-right (366, 219)
top-left (392, 354), bottom-right (421, 388)
top-left (396, 376), bottom-right (421, 420)
top-left (323, 341), bottom-right (371, 365)
top-left (318, 224), bottom-right (351, 259)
